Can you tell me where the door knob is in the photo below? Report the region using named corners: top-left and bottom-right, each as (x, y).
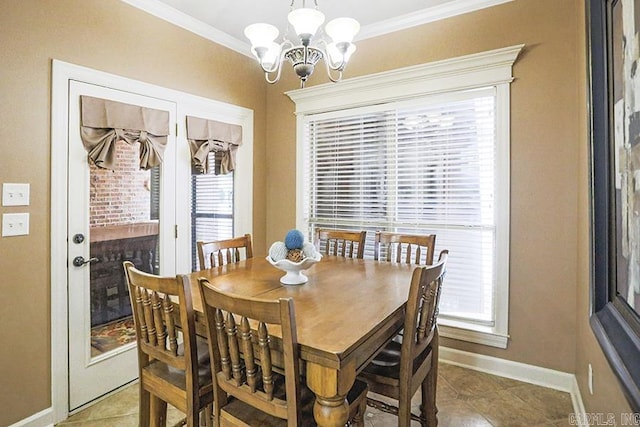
top-left (72, 256), bottom-right (99, 267)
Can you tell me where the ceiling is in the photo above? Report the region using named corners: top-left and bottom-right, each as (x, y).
top-left (123, 0), bottom-right (512, 56)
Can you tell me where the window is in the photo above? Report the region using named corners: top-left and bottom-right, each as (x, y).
top-left (190, 152), bottom-right (234, 271)
top-left (289, 45), bottom-right (523, 347)
top-left (305, 89), bottom-right (496, 323)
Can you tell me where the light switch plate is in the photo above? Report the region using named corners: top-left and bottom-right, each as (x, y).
top-left (2, 183), bottom-right (30, 206)
top-left (2, 213), bottom-right (29, 237)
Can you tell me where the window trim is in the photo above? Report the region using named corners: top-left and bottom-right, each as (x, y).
top-left (287, 45), bottom-right (523, 348)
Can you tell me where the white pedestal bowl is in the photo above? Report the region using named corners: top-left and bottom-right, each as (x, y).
top-left (266, 253), bottom-right (322, 285)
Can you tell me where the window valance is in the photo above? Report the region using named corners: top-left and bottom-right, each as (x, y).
top-left (80, 95), bottom-right (170, 170)
top-left (186, 116), bottom-right (242, 175)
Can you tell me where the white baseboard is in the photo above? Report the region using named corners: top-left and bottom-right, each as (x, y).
top-left (440, 346), bottom-right (586, 424)
top-left (569, 376), bottom-right (588, 427)
top-left (7, 407), bottom-right (54, 427)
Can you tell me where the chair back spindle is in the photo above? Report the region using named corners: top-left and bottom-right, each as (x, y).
top-left (374, 231), bottom-right (436, 265)
top-left (197, 233), bottom-right (253, 270)
top-left (314, 228), bottom-right (367, 259)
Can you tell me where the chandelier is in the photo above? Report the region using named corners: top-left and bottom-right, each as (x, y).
top-left (244, 0), bottom-right (360, 87)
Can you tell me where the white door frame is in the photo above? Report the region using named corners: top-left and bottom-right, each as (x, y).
top-left (67, 80), bottom-right (178, 410)
top-left (51, 59), bottom-right (253, 423)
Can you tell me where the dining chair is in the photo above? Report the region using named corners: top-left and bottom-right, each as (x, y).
top-left (123, 261), bottom-right (214, 427)
top-left (196, 233), bottom-right (253, 270)
top-left (357, 250), bottom-right (448, 427)
top-left (374, 231), bottom-right (436, 265)
top-left (198, 278), bottom-right (369, 427)
top-left (314, 228), bottom-right (367, 259)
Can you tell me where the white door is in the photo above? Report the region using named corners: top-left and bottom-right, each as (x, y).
top-left (67, 80), bottom-right (177, 410)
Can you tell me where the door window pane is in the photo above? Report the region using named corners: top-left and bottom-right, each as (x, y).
top-left (191, 152), bottom-right (234, 271)
top-left (89, 141), bottom-right (159, 356)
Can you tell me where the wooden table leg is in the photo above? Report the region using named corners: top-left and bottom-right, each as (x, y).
top-left (306, 361), bottom-right (356, 427)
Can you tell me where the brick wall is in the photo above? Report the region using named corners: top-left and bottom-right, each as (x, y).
top-left (89, 141), bottom-right (151, 226)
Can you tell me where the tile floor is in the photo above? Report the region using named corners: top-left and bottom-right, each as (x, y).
top-left (57, 362), bottom-right (574, 426)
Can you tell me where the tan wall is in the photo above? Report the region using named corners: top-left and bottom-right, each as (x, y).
top-left (265, 0), bottom-right (632, 412)
top-left (0, 0), bottom-right (633, 424)
top-left (0, 1), bottom-right (267, 425)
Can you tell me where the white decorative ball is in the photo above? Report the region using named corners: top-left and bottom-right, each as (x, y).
top-left (269, 241), bottom-right (289, 261)
top-left (302, 242), bottom-right (317, 259)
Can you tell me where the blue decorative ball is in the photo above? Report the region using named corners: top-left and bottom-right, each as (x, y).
top-left (284, 229), bottom-right (305, 250)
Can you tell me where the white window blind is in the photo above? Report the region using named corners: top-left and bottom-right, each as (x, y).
top-left (191, 152), bottom-right (234, 271)
top-left (304, 89), bottom-right (497, 324)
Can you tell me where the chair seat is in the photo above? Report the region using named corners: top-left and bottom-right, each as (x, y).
top-left (360, 340), bottom-right (433, 388)
top-left (143, 360), bottom-right (213, 392)
top-left (181, 336), bottom-right (211, 369)
top-left (370, 340), bottom-right (402, 367)
top-left (144, 338), bottom-right (213, 391)
top-left (220, 375), bottom-right (368, 427)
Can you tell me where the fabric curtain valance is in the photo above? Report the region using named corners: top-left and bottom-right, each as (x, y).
top-left (186, 116), bottom-right (242, 175)
top-left (80, 95), bottom-right (170, 170)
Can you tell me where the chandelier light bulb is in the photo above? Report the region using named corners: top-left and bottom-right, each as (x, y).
top-left (325, 17), bottom-right (360, 44)
top-left (287, 8), bottom-right (325, 41)
top-left (327, 42), bottom-right (356, 67)
top-left (244, 23), bottom-right (280, 50)
top-left (259, 42), bottom-right (283, 70)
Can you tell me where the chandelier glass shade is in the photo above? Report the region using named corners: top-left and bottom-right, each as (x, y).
top-left (244, 0), bottom-right (360, 87)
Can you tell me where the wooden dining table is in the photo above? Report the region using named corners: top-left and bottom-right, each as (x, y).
top-left (187, 255), bottom-right (415, 427)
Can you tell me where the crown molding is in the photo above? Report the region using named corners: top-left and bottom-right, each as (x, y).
top-left (120, 0), bottom-right (250, 56)
top-left (357, 0), bottom-right (514, 40)
top-left (121, 0), bottom-right (513, 59)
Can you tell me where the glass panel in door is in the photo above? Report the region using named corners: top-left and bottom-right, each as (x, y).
top-left (88, 146), bottom-right (160, 357)
top-left (191, 152), bottom-right (234, 271)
